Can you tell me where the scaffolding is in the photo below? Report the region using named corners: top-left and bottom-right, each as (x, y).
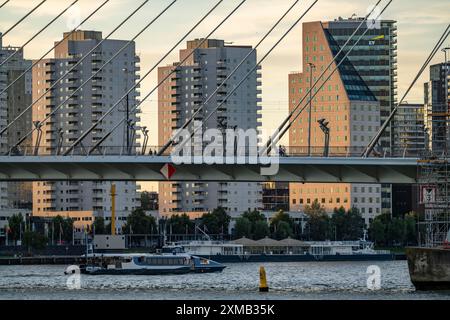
top-left (417, 153), bottom-right (450, 247)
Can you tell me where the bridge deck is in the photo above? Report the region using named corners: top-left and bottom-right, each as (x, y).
top-left (0, 156), bottom-right (419, 183)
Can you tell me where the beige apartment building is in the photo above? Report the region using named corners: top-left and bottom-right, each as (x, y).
top-left (158, 39), bottom-right (263, 218)
top-left (0, 34), bottom-right (33, 210)
top-left (288, 22), bottom-right (382, 225)
top-left (31, 31), bottom-right (140, 233)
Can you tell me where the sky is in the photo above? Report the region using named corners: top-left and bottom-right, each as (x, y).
top-left (1, 0), bottom-right (449, 192)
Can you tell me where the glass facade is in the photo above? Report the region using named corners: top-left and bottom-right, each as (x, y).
top-left (325, 18), bottom-right (398, 215)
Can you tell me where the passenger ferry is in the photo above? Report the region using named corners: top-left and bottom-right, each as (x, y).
top-left (67, 252), bottom-right (226, 275)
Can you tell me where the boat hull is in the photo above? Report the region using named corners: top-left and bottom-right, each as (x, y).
top-left (191, 265), bottom-right (226, 273)
top-left (80, 266), bottom-right (192, 276)
top-left (195, 253), bottom-right (397, 263)
top-left (406, 247), bottom-right (450, 291)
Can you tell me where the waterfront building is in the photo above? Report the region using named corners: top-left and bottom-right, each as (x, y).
top-left (424, 62), bottom-right (450, 155)
top-left (0, 33), bottom-right (33, 210)
top-left (288, 21), bottom-right (382, 225)
top-left (324, 17), bottom-right (398, 153)
top-left (31, 31), bottom-right (141, 230)
top-left (158, 39), bottom-right (263, 218)
top-left (322, 17), bottom-right (398, 216)
top-left (262, 182), bottom-right (290, 212)
top-left (393, 103), bottom-right (427, 155)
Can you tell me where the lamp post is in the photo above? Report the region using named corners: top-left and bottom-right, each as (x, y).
top-left (122, 68), bottom-right (131, 154)
top-left (307, 62), bottom-right (316, 156)
top-left (318, 118), bottom-right (330, 157)
top-left (442, 47), bottom-right (450, 153)
top-left (141, 126), bottom-right (149, 155)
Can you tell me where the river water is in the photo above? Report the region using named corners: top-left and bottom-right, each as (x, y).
top-left (0, 261), bottom-right (449, 300)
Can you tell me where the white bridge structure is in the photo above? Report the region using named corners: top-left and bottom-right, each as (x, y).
top-left (0, 156), bottom-right (419, 184)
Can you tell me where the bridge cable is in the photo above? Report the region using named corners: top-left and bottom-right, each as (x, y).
top-left (155, 0), bottom-right (307, 156)
top-left (0, 0), bottom-right (80, 69)
top-left (0, 0), bottom-right (110, 103)
top-left (0, 0), bottom-right (150, 139)
top-left (0, 0), bottom-right (10, 10)
top-left (158, 0), bottom-right (318, 156)
top-left (261, 0), bottom-right (391, 156)
top-left (362, 23), bottom-right (450, 158)
top-left (63, 0), bottom-right (246, 156)
top-left (90, 0), bottom-right (305, 156)
top-left (10, 0), bottom-right (178, 150)
top-left (0, 0), bottom-right (47, 38)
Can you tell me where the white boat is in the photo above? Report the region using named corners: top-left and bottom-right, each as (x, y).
top-left (66, 252), bottom-right (226, 275)
top-left (164, 240), bottom-right (244, 256)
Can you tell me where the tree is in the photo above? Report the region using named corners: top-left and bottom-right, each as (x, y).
top-left (253, 220), bottom-right (270, 240)
top-left (7, 213), bottom-right (24, 243)
top-left (122, 209), bottom-right (157, 234)
top-left (92, 217), bottom-right (107, 235)
top-left (369, 219), bottom-right (386, 246)
top-left (404, 212), bottom-right (417, 245)
top-left (140, 191), bottom-right (158, 210)
top-left (23, 231), bottom-right (48, 251)
top-left (304, 200), bottom-right (331, 241)
top-left (387, 217), bottom-right (405, 246)
top-left (50, 216), bottom-right (74, 244)
top-left (168, 214), bottom-right (194, 234)
top-left (51, 216), bottom-right (64, 242)
top-left (270, 210), bottom-right (294, 240)
top-left (331, 207), bottom-right (364, 241)
top-left (105, 222), bottom-right (112, 234)
top-left (369, 213), bottom-right (419, 248)
top-left (242, 210), bottom-right (266, 224)
top-left (304, 199), bottom-right (326, 216)
top-left (240, 210), bottom-right (270, 240)
top-left (273, 221), bottom-right (293, 240)
top-left (270, 210), bottom-right (294, 228)
top-left (201, 207), bottom-right (231, 235)
top-left (234, 217), bottom-right (252, 239)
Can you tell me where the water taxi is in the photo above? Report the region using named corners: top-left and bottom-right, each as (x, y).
top-left (67, 253), bottom-right (226, 275)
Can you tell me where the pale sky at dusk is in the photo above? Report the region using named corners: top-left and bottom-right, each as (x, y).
top-left (1, 0), bottom-right (449, 191)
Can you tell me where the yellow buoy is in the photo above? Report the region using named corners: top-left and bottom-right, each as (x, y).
top-left (259, 266), bottom-right (269, 292)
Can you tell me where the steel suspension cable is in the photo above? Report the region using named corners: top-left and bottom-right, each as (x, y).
top-left (0, 0), bottom-right (149, 138)
top-left (0, 0), bottom-right (79, 69)
top-left (362, 23), bottom-right (450, 157)
top-left (263, 0), bottom-right (393, 155)
top-left (11, 0), bottom-right (178, 149)
top-left (0, 0), bottom-right (110, 101)
top-left (0, 0), bottom-right (10, 10)
top-left (64, 0), bottom-right (247, 156)
top-left (261, 0), bottom-right (385, 155)
top-left (155, 0), bottom-right (304, 156)
top-left (1, 0), bottom-right (47, 38)
top-left (169, 0), bottom-right (319, 156)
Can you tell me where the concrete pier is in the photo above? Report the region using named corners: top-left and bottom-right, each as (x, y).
top-left (406, 247), bottom-right (450, 290)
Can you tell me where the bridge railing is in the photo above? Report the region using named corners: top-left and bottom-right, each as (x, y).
top-left (2, 145), bottom-right (423, 158)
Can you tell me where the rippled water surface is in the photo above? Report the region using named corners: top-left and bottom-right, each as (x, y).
top-left (0, 261), bottom-right (449, 300)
